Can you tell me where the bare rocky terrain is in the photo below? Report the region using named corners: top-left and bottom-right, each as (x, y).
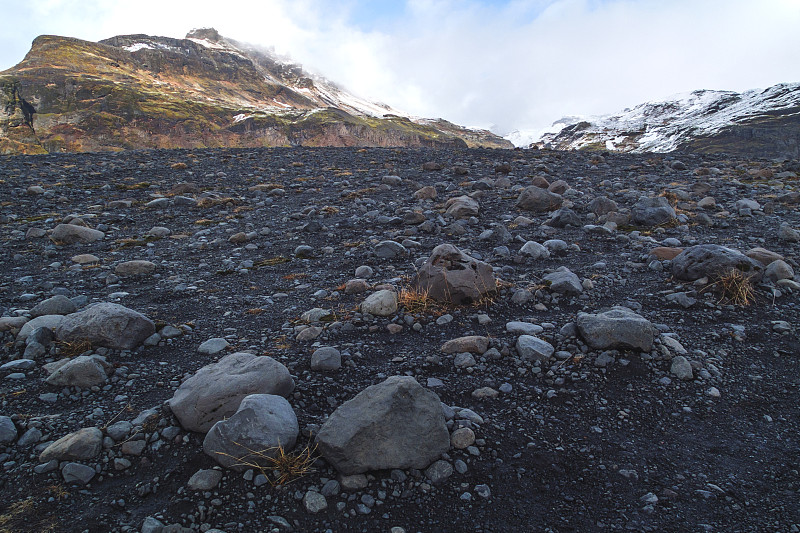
top-left (1, 146), bottom-right (799, 533)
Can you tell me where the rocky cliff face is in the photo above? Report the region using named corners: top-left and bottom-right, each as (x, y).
top-left (0, 30), bottom-right (511, 154)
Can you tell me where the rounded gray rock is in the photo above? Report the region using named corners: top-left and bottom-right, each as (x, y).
top-left (577, 307), bottom-right (655, 352)
top-left (204, 394), bottom-right (299, 471)
top-left (311, 347), bottom-right (342, 372)
top-left (39, 427), bottom-right (103, 462)
top-left (671, 244), bottom-right (763, 282)
top-left (30, 295), bottom-right (77, 318)
top-left (169, 353), bottom-right (294, 433)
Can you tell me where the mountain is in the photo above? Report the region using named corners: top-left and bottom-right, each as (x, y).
top-left (529, 83), bottom-right (800, 157)
top-left (0, 28), bottom-right (512, 154)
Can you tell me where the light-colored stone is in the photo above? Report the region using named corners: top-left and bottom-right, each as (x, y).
top-left (361, 290), bottom-right (397, 317)
top-left (672, 244), bottom-right (763, 282)
top-left (56, 303), bottom-right (155, 350)
top-left (115, 260), bottom-right (156, 276)
top-left (445, 195), bottom-right (479, 219)
top-left (52, 223), bottom-right (104, 244)
top-left (16, 315), bottom-right (64, 343)
top-left (441, 336), bottom-right (489, 354)
top-left (515, 335), bottom-right (555, 361)
top-left (204, 394), bottom-right (299, 471)
top-left (577, 307), bottom-right (655, 351)
top-left (169, 352), bottom-right (294, 433)
top-left (39, 427), bottom-right (103, 462)
top-left (30, 295), bottom-right (77, 318)
top-left (311, 347), bottom-right (342, 372)
top-left (519, 241), bottom-right (550, 259)
top-left (45, 355), bottom-right (111, 388)
top-left (516, 186), bottom-right (563, 213)
top-left (187, 469), bottom-right (223, 490)
top-left (198, 338), bottom-right (229, 355)
top-left (0, 416), bottom-right (17, 444)
top-left (631, 196), bottom-right (676, 226)
top-left (670, 356), bottom-right (694, 380)
top-left (316, 376), bottom-right (450, 475)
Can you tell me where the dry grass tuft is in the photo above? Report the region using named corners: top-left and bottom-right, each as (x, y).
top-left (255, 256), bottom-right (291, 267)
top-left (196, 197), bottom-right (235, 208)
top-left (46, 485), bottom-right (69, 501)
top-left (215, 441), bottom-right (318, 486)
top-left (0, 498), bottom-right (59, 533)
top-left (705, 269), bottom-right (756, 306)
top-left (398, 284), bottom-right (446, 316)
top-left (342, 187), bottom-right (376, 200)
top-left (56, 338), bottom-right (92, 357)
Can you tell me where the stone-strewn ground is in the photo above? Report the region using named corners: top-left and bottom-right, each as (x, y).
top-left (1, 147), bottom-right (799, 533)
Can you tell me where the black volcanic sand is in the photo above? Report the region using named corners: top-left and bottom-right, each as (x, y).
top-left (1, 147), bottom-right (799, 533)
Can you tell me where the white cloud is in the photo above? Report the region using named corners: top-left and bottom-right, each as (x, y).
top-left (2, 0), bottom-right (799, 135)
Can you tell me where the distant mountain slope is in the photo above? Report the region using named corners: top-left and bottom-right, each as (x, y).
top-left (531, 83), bottom-right (800, 157)
top-left (0, 28), bottom-right (512, 154)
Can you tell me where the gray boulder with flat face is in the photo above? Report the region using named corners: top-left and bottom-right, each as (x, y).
top-left (515, 186), bottom-right (563, 213)
top-left (543, 267), bottom-right (583, 295)
top-left (45, 354), bottom-right (111, 388)
top-left (169, 352), bottom-right (294, 433)
top-left (413, 244), bottom-right (496, 305)
top-left (56, 303), bottom-right (155, 350)
top-left (671, 244), bottom-right (763, 282)
top-left (631, 196), bottom-right (676, 227)
top-left (203, 394), bottom-right (299, 471)
top-left (577, 307), bottom-right (655, 351)
top-left (39, 427), bottom-right (103, 462)
top-left (30, 295), bottom-right (77, 318)
top-left (316, 376), bottom-right (450, 475)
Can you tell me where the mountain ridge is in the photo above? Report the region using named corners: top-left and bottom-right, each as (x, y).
top-left (0, 28), bottom-right (512, 154)
top-left (523, 82), bottom-right (800, 157)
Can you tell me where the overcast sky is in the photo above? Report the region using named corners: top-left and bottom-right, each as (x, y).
top-left (2, 0), bottom-right (799, 137)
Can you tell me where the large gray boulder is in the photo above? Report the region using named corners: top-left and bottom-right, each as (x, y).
top-left (515, 186), bottom-right (563, 213)
top-left (51, 223), bottom-right (104, 244)
top-left (316, 376), bottom-right (450, 475)
top-left (671, 244), bottom-right (763, 282)
top-left (45, 355), bottom-right (111, 388)
top-left (412, 244), bottom-right (496, 305)
top-left (631, 196), bottom-right (676, 227)
top-left (203, 394), bottom-right (299, 471)
top-left (577, 307), bottom-right (655, 351)
top-left (169, 352), bottom-right (294, 433)
top-left (56, 303), bottom-right (155, 350)
top-left (39, 427), bottom-right (103, 462)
